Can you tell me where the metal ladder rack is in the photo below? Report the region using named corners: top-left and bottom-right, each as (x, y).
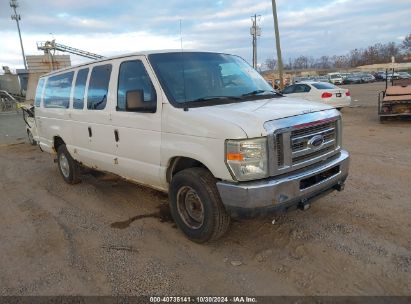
top-left (37, 40), bottom-right (105, 60)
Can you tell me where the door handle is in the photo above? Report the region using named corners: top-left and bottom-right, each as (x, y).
top-left (88, 126), bottom-right (92, 137)
top-left (114, 129), bottom-right (119, 142)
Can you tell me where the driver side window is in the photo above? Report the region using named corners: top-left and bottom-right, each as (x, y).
top-left (117, 60), bottom-right (157, 112)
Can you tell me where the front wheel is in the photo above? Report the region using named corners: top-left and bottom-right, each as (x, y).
top-left (57, 144), bottom-right (81, 184)
top-left (169, 168), bottom-right (230, 243)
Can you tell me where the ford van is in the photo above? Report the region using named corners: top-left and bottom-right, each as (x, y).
top-left (34, 51), bottom-right (350, 242)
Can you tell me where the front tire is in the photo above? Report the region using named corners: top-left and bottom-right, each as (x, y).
top-left (57, 145), bottom-right (81, 184)
top-left (169, 168), bottom-right (230, 243)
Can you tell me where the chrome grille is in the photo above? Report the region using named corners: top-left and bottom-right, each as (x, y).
top-left (291, 120), bottom-right (337, 165)
top-left (275, 134), bottom-right (284, 166)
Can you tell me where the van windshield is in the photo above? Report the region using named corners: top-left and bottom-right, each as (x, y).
top-left (149, 52), bottom-right (278, 108)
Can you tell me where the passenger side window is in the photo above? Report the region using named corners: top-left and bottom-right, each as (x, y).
top-left (34, 78), bottom-right (45, 107)
top-left (117, 60), bottom-right (157, 112)
top-left (44, 72), bottom-right (74, 108)
top-left (282, 85), bottom-right (295, 94)
top-left (87, 64), bottom-right (112, 110)
top-left (73, 68), bottom-right (89, 110)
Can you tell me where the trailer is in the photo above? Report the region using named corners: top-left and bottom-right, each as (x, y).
top-left (378, 71), bottom-right (411, 123)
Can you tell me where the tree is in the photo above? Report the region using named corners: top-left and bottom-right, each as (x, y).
top-left (318, 56), bottom-right (331, 69)
top-left (265, 58), bottom-right (277, 71)
top-left (402, 33), bottom-right (411, 53)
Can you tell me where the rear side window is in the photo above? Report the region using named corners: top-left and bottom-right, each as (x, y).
top-left (117, 60), bottom-right (157, 112)
top-left (43, 72), bottom-right (74, 108)
top-left (73, 68), bottom-right (89, 109)
top-left (34, 78), bottom-right (45, 107)
top-left (87, 64), bottom-right (112, 110)
top-left (294, 84), bottom-right (311, 93)
top-left (312, 82), bottom-right (337, 90)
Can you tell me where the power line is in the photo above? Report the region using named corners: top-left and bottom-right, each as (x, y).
top-left (10, 0), bottom-right (27, 70)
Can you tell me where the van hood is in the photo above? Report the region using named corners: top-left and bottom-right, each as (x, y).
top-left (190, 97), bottom-right (333, 137)
top-left (164, 96), bottom-right (334, 139)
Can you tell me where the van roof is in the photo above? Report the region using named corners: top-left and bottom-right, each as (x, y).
top-left (40, 49), bottom-right (225, 77)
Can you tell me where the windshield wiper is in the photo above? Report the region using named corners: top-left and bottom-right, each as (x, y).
top-left (181, 96), bottom-right (244, 110)
top-left (242, 90), bottom-right (277, 97)
top-left (190, 96), bottom-right (243, 102)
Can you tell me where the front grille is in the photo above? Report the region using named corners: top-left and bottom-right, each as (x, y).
top-left (275, 134), bottom-right (284, 166)
top-left (290, 120), bottom-right (337, 165)
top-left (293, 146), bottom-right (335, 164)
top-left (292, 121), bottom-right (335, 138)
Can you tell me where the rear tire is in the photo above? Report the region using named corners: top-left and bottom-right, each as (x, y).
top-left (57, 144), bottom-right (81, 184)
top-left (169, 167), bottom-right (230, 243)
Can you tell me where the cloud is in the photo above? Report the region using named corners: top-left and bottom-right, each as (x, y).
top-left (1, 0), bottom-right (410, 69)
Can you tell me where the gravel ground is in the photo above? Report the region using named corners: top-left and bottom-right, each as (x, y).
top-left (0, 82), bottom-right (410, 296)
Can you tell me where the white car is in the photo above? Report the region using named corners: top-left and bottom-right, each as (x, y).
top-left (282, 82), bottom-right (351, 109)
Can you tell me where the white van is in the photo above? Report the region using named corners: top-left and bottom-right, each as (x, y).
top-left (34, 51), bottom-right (350, 242)
top-left (327, 72), bottom-right (343, 85)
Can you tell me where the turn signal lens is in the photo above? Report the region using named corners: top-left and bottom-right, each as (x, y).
top-left (227, 153), bottom-right (244, 161)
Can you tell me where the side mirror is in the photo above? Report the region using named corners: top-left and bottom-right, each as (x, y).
top-left (126, 89), bottom-right (144, 111)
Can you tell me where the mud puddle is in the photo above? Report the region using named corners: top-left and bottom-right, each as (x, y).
top-left (111, 204), bottom-right (174, 229)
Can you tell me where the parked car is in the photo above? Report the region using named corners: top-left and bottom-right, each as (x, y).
top-left (359, 73), bottom-right (375, 83)
top-left (293, 76), bottom-right (312, 83)
top-left (398, 71), bottom-right (411, 79)
top-left (374, 71), bottom-right (385, 81)
top-left (327, 72), bottom-right (343, 85)
top-left (312, 76), bottom-right (329, 83)
top-left (343, 74), bottom-right (362, 84)
top-left (282, 82), bottom-right (351, 109)
top-left (34, 51), bottom-right (350, 243)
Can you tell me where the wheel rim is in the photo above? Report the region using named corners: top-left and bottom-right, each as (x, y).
top-left (176, 186), bottom-right (205, 229)
top-left (59, 153), bottom-right (70, 178)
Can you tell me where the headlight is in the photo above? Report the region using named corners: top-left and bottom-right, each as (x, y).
top-left (225, 137), bottom-right (268, 181)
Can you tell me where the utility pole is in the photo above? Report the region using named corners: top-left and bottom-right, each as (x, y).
top-left (271, 0), bottom-right (283, 89)
top-left (250, 14), bottom-right (261, 69)
top-left (10, 0), bottom-right (27, 70)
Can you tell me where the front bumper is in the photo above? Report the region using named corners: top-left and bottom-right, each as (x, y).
top-left (217, 150), bottom-right (349, 218)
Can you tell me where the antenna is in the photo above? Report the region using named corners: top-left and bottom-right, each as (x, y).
top-left (180, 19), bottom-right (183, 51)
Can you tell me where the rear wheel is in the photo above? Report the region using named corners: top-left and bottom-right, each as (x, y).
top-left (169, 167), bottom-right (230, 243)
top-left (379, 116), bottom-right (386, 123)
top-left (57, 145), bottom-right (81, 184)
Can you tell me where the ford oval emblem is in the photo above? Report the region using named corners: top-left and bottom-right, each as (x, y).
top-left (308, 135), bottom-right (324, 148)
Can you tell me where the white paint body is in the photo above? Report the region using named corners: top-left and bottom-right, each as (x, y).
top-left (35, 51), bottom-right (335, 192)
top-left (282, 82), bottom-right (351, 109)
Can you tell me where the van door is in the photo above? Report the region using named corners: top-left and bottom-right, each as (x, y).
top-left (70, 64), bottom-right (114, 171)
top-left (68, 67), bottom-right (92, 164)
top-left (109, 57), bottom-right (162, 188)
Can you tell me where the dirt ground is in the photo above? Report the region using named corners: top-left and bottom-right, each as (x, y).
top-left (0, 82), bottom-right (410, 296)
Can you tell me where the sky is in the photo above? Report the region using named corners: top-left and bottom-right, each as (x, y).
top-left (1, 0), bottom-right (411, 70)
